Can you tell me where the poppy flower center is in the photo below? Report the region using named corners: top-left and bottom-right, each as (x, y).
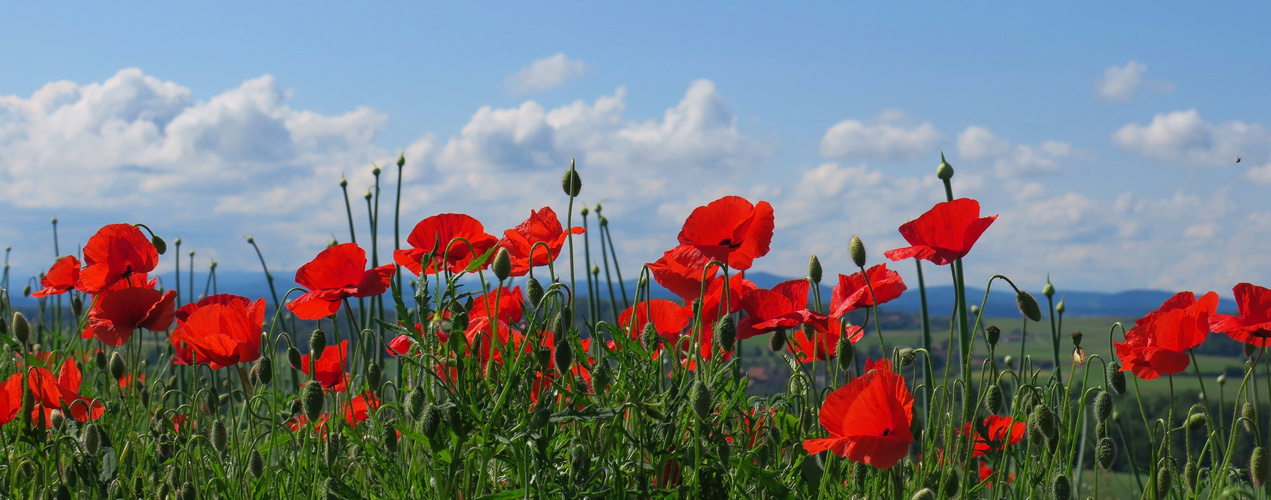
top-left (881, 428), bottom-right (891, 436)
top-left (717, 238), bottom-right (742, 249)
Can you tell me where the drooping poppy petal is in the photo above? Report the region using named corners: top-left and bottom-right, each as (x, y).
top-left (289, 243), bottom-right (396, 320)
top-left (83, 286), bottom-right (177, 347)
top-left (497, 207), bottom-right (584, 277)
top-left (77, 224), bottom-right (160, 294)
top-left (394, 213), bottom-right (500, 275)
top-left (959, 415), bottom-right (1026, 457)
top-left (1210, 283), bottom-right (1271, 347)
top-left (884, 199), bottom-right (997, 266)
top-left (1114, 291), bottom-right (1219, 380)
top-left (386, 335), bottom-right (418, 357)
top-left (25, 361), bottom-right (103, 422)
top-left (786, 318), bottom-right (863, 363)
top-left (0, 373), bottom-right (21, 425)
top-left (829, 264), bottom-right (907, 318)
top-left (32, 256), bottom-right (81, 297)
top-left (676, 196), bottom-right (775, 271)
top-left (300, 340), bottom-right (350, 392)
top-left (618, 300), bottom-right (694, 342)
top-left (470, 286), bottom-right (525, 324)
top-left (648, 245), bottom-right (717, 302)
top-left (171, 294), bottom-right (266, 369)
top-left (804, 357), bottom-right (913, 468)
top-left (343, 392), bottom-right (381, 426)
top-left (740, 279), bottom-right (824, 337)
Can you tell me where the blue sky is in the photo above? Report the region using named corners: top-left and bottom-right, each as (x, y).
top-left (2, 2), bottom-right (1269, 299)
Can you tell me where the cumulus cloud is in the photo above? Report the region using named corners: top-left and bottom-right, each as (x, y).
top-left (956, 126), bottom-right (1074, 177)
top-left (1096, 61), bottom-right (1173, 101)
top-left (1113, 109), bottom-right (1269, 165)
top-left (504, 53), bottom-right (589, 96)
top-left (819, 110), bottom-right (941, 160)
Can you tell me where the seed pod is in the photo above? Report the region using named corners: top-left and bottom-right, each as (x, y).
top-left (836, 335), bottom-right (854, 371)
top-left (1186, 412), bottom-right (1207, 431)
top-left (309, 330), bottom-right (327, 361)
top-left (367, 362), bottom-right (382, 389)
top-left (808, 255), bottom-right (822, 284)
top-left (691, 380), bottom-right (712, 421)
top-left (562, 161), bottom-right (582, 197)
top-left (287, 346), bottom-right (303, 371)
top-left (527, 277), bottom-right (545, 307)
top-left (1107, 362), bottom-right (1127, 395)
top-left (936, 154), bottom-right (955, 180)
top-left (211, 419), bottom-right (227, 453)
top-left (422, 406), bottom-right (442, 437)
top-left (715, 315), bottom-right (736, 352)
top-left (302, 381), bottom-right (324, 421)
top-left (1096, 437), bottom-right (1116, 470)
top-left (985, 385), bottom-right (1003, 414)
top-left (254, 356), bottom-right (272, 386)
top-left (769, 329), bottom-right (787, 352)
top-left (1070, 330), bottom-right (1083, 347)
top-left (1184, 461), bottom-right (1199, 492)
top-left (1243, 403), bottom-right (1258, 434)
top-left (1094, 391), bottom-right (1113, 422)
top-left (407, 387), bottom-right (427, 420)
top-left (985, 325), bottom-right (1001, 347)
top-left (554, 339), bottom-right (574, 374)
top-left (1253, 447), bottom-right (1270, 487)
top-left (1156, 458), bottom-right (1173, 496)
top-left (911, 488), bottom-right (936, 500)
top-left (849, 236), bottom-right (867, 268)
top-left (1051, 473), bottom-right (1071, 500)
top-left (84, 424), bottom-right (101, 456)
top-left (492, 247), bottom-right (512, 281)
top-left (12, 312), bottom-right (29, 344)
top-left (1016, 290), bottom-right (1042, 322)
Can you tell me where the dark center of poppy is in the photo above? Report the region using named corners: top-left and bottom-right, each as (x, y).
top-left (717, 238), bottom-right (742, 249)
top-left (881, 428), bottom-right (891, 436)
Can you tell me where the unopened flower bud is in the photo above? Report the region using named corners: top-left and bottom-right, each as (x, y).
top-left (1247, 342), bottom-right (1258, 358)
top-left (422, 406), bottom-right (442, 437)
top-left (1016, 290), bottom-right (1042, 322)
top-left (109, 351), bottom-right (126, 381)
top-left (1252, 446), bottom-right (1270, 487)
top-left (911, 488), bottom-right (935, 500)
top-left (211, 419), bottom-right (227, 453)
top-left (1107, 362), bottom-right (1127, 395)
top-left (382, 422), bottom-right (398, 454)
top-left (1070, 330), bottom-right (1083, 347)
top-left (562, 160), bottom-right (582, 197)
top-left (151, 235), bottom-right (167, 255)
top-left (287, 346), bottom-right (303, 371)
top-left (309, 330), bottom-right (326, 360)
top-left (691, 380), bottom-right (712, 420)
top-left (1043, 281), bottom-right (1055, 298)
top-left (715, 315), bottom-right (736, 352)
top-left (936, 153), bottom-right (955, 180)
top-left (970, 304), bottom-right (980, 316)
top-left (942, 471), bottom-right (960, 497)
top-left (769, 329), bottom-right (787, 352)
top-left (367, 362), bottom-right (382, 389)
top-left (1056, 298), bottom-right (1065, 314)
top-left (849, 236), bottom-right (866, 268)
top-left (1096, 437), bottom-right (1116, 469)
top-left (592, 359), bottom-right (611, 392)
top-left (527, 277), bottom-right (545, 307)
top-left (253, 357), bottom-right (272, 386)
top-left (1243, 403), bottom-right (1258, 433)
top-left (640, 324), bottom-right (660, 351)
top-left (1029, 404), bottom-right (1056, 441)
top-left (339, 177), bottom-right (347, 188)
top-left (808, 255), bottom-right (822, 284)
top-left (49, 409), bottom-right (65, 431)
top-left (249, 449), bottom-right (264, 478)
top-left (1094, 391), bottom-right (1113, 422)
top-left (21, 284), bottom-right (30, 297)
top-left (836, 335), bottom-right (854, 371)
top-left (1051, 473), bottom-right (1071, 500)
top-left (71, 296), bottom-right (83, 318)
top-left (1156, 458), bottom-right (1173, 496)
top-left (580, 206), bottom-right (589, 217)
top-left (302, 381), bottom-right (324, 421)
top-left (554, 340), bottom-right (573, 374)
top-left (363, 189), bottom-right (373, 201)
top-left (407, 386), bottom-right (427, 420)
top-left (84, 424), bottom-right (101, 455)
top-left (899, 347), bottom-right (915, 367)
top-left (1186, 412), bottom-right (1207, 431)
top-left (12, 312), bottom-right (29, 344)
top-left (986, 385), bottom-right (1003, 414)
top-left (492, 248), bottom-right (512, 282)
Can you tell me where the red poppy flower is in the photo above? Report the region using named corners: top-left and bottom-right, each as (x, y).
top-left (829, 264), bottom-right (907, 318)
top-left (82, 285), bottom-right (177, 347)
top-left (1210, 283), bottom-right (1271, 347)
top-left (676, 196), bottom-right (774, 271)
top-left (497, 207), bottom-right (585, 277)
top-left (300, 340), bottom-right (350, 392)
top-left (804, 358), bottom-right (913, 469)
top-left (469, 286), bottom-right (525, 324)
top-left (26, 360), bottom-right (104, 423)
top-left (171, 294), bottom-right (265, 369)
top-left (287, 413), bottom-right (330, 433)
top-left (0, 373), bottom-right (21, 426)
top-left (344, 392), bottom-right (381, 426)
top-left (463, 316), bottom-right (526, 367)
top-left (786, 318), bottom-right (863, 364)
top-left (529, 332), bottom-right (593, 405)
top-left (1114, 291), bottom-right (1219, 380)
top-left (288, 243), bottom-right (395, 320)
top-left (884, 199), bottom-right (998, 266)
top-left (699, 273), bottom-right (755, 323)
top-left (394, 213), bottom-right (499, 275)
top-left (386, 335), bottom-right (418, 357)
top-left (32, 255), bottom-right (81, 297)
top-left (959, 415), bottom-right (1026, 457)
top-left (739, 279), bottom-right (822, 338)
top-left (978, 460), bottom-right (1015, 487)
top-left (649, 245), bottom-right (716, 302)
top-left (77, 223), bottom-right (160, 294)
top-left (618, 299), bottom-right (694, 344)
top-left (118, 373), bottom-right (146, 389)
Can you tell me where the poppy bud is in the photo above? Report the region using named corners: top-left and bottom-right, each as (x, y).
top-left (1243, 403), bottom-right (1257, 433)
top-left (1155, 458), bottom-right (1173, 496)
top-left (591, 265), bottom-right (600, 277)
top-left (562, 160), bottom-right (582, 197)
top-left (109, 351), bottom-right (126, 381)
top-left (181, 481), bottom-right (196, 500)
top-left (1070, 330), bottom-right (1083, 347)
top-left (1051, 473), bottom-right (1071, 500)
top-left (1184, 461), bottom-right (1199, 492)
top-left (848, 236), bottom-right (867, 268)
top-left (363, 188), bottom-right (372, 201)
top-left (287, 346), bottom-right (303, 371)
top-left (422, 406), bottom-right (442, 437)
top-left (1094, 391), bottom-right (1112, 422)
top-left (985, 325), bottom-right (1001, 347)
top-left (84, 424), bottom-right (101, 456)
top-left (1055, 298), bottom-right (1065, 314)
top-left (254, 357), bottom-right (272, 386)
top-left (836, 335), bottom-right (854, 371)
top-left (942, 471), bottom-right (960, 498)
top-left (309, 330), bottom-right (326, 361)
top-left (1253, 446), bottom-right (1270, 487)
top-left (592, 359), bottom-right (611, 392)
top-left (986, 385), bottom-right (1003, 413)
top-left (207, 387), bottom-right (220, 414)
top-left (151, 234), bottom-right (167, 255)
top-left (1107, 362), bottom-right (1127, 395)
top-left (55, 485), bottom-right (70, 500)
top-left (0, 316), bottom-right (5, 336)
top-left (492, 247), bottom-right (512, 282)
top-left (324, 432), bottom-right (341, 468)
top-left (554, 339), bottom-right (574, 374)
top-left (405, 386), bottom-right (426, 421)
top-left (302, 381), bottom-right (324, 421)
top-left (70, 295), bottom-right (83, 318)
top-left (911, 488), bottom-right (935, 500)
top-left (372, 164), bottom-right (382, 176)
top-left (49, 409), bottom-right (65, 431)
top-left (1029, 404), bottom-right (1056, 441)
top-left (249, 449), bottom-right (264, 478)
top-left (899, 347), bottom-right (915, 367)
top-left (554, 305), bottom-right (572, 335)
top-left (1186, 412), bottom-right (1207, 431)
top-left (383, 422), bottom-right (398, 454)
top-left (12, 312), bottom-right (29, 344)
top-left (715, 315), bottom-right (736, 352)
top-left (367, 362), bottom-right (382, 389)
top-left (1016, 290), bottom-right (1042, 322)
top-left (289, 398), bottom-right (304, 418)
top-left (445, 405), bottom-right (468, 437)
top-left (769, 329), bottom-right (787, 352)
top-left (1096, 437), bottom-right (1116, 469)
top-left (640, 324), bottom-right (660, 351)
top-left (1043, 281), bottom-right (1055, 299)
top-left (211, 419), bottom-right (227, 454)
top-left (599, 215), bottom-right (608, 227)
top-left (1218, 373), bottom-right (1227, 385)
top-left (21, 284), bottom-right (30, 297)
top-left (808, 255), bottom-right (822, 284)
top-left (580, 206), bottom-right (589, 217)
top-left (936, 153), bottom-right (955, 180)
top-left (1003, 355), bottom-right (1014, 368)
top-left (691, 380), bottom-right (712, 420)
top-left (527, 277), bottom-right (545, 307)
top-left (970, 304), bottom-right (980, 316)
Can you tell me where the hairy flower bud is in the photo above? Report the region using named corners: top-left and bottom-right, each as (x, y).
top-left (211, 419), bottom-right (227, 454)
top-left (640, 323), bottom-right (660, 351)
top-left (1016, 290), bottom-right (1042, 322)
top-left (554, 339), bottom-right (573, 374)
top-left (492, 247), bottom-right (512, 282)
top-left (1094, 391), bottom-right (1113, 422)
top-left (911, 487), bottom-right (935, 500)
top-left (942, 471), bottom-right (960, 498)
top-left (287, 346), bottom-right (303, 371)
top-left (422, 406), bottom-right (441, 437)
top-left (592, 359), bottom-right (611, 392)
top-left (71, 296), bottom-right (84, 318)
top-left (715, 315), bottom-right (736, 352)
top-left (691, 380), bottom-right (712, 421)
top-left (253, 357), bottom-right (272, 386)
top-left (1184, 461), bottom-right (1199, 492)
top-left (367, 362), bottom-right (382, 390)
top-left (1156, 458), bottom-right (1173, 497)
top-left (1107, 362), bottom-right (1127, 395)
top-left (1243, 403), bottom-right (1258, 434)
top-left (1029, 404), bottom-right (1056, 442)
top-left (383, 422), bottom-right (398, 454)
top-left (986, 385), bottom-right (1003, 414)
top-left (849, 236), bottom-right (867, 268)
top-left (769, 329), bottom-right (787, 352)
top-left (808, 255), bottom-right (822, 284)
top-left (1186, 412), bottom-right (1207, 431)
top-left (527, 277), bottom-right (545, 308)
top-left (836, 335), bottom-right (854, 371)
top-left (12, 312), bottom-right (29, 344)
top-left (562, 160), bottom-right (582, 197)
top-left (1051, 473), bottom-right (1071, 500)
top-left (84, 424), bottom-right (101, 456)
top-left (249, 449), bottom-right (264, 478)
top-left (309, 330), bottom-right (326, 361)
top-left (302, 381), bottom-right (324, 422)
top-left (1252, 446), bottom-right (1270, 487)
top-left (109, 351), bottom-right (126, 381)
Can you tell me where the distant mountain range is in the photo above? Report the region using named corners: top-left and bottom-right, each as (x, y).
top-left (7, 269), bottom-right (1233, 318)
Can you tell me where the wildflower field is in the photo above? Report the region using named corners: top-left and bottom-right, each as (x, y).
top-left (2, 155), bottom-right (1269, 500)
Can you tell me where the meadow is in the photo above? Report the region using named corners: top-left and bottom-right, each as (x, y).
top-left (0, 155), bottom-right (1267, 499)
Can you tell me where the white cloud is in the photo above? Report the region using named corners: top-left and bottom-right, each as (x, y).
top-left (1113, 109), bottom-right (1269, 165)
top-left (504, 53), bottom-right (589, 96)
top-left (1096, 61), bottom-right (1173, 101)
top-left (819, 110), bottom-right (941, 160)
top-left (956, 126), bottom-right (1073, 177)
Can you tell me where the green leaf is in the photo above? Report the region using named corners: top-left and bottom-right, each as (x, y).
top-left (464, 246), bottom-right (498, 273)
